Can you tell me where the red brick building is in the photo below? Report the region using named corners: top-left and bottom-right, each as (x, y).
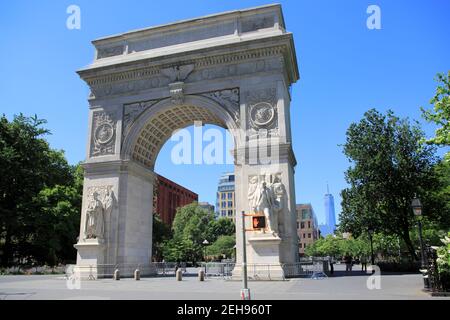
top-left (153, 174), bottom-right (198, 226)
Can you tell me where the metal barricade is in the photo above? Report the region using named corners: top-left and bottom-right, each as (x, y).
top-left (203, 262), bottom-right (235, 279)
top-left (247, 264), bottom-right (283, 280)
top-left (152, 262), bottom-right (187, 276)
top-left (282, 261), bottom-right (329, 279)
top-left (203, 262), bottom-right (284, 280)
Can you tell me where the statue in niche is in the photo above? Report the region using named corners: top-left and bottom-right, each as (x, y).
top-left (103, 186), bottom-right (117, 218)
top-left (248, 176), bottom-right (260, 211)
top-left (271, 174), bottom-right (287, 235)
top-left (85, 191), bottom-right (105, 240)
top-left (248, 175), bottom-right (279, 236)
top-left (84, 186), bottom-right (117, 241)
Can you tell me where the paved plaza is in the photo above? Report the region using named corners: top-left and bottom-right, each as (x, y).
top-left (0, 266), bottom-right (448, 300)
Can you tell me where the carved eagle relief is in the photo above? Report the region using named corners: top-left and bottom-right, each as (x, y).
top-left (160, 64), bottom-right (195, 82)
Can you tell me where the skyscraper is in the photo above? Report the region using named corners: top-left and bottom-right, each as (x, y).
top-left (319, 184), bottom-right (336, 236)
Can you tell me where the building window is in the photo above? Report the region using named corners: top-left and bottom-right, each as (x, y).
top-left (300, 222), bottom-right (305, 229)
top-left (301, 209), bottom-right (308, 220)
top-left (299, 243), bottom-right (302, 248)
top-left (228, 210), bottom-right (233, 216)
top-left (221, 193), bottom-right (226, 199)
top-left (228, 201), bottom-right (233, 207)
top-left (308, 233), bottom-right (311, 238)
top-left (228, 192), bottom-right (233, 199)
top-left (221, 210), bottom-right (226, 217)
top-left (308, 221), bottom-right (311, 229)
top-left (221, 201), bottom-right (226, 208)
top-left (296, 222), bottom-right (299, 229)
top-left (303, 233), bottom-right (306, 239)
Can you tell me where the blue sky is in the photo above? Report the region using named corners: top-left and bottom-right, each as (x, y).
top-left (1, 1), bottom-right (449, 225)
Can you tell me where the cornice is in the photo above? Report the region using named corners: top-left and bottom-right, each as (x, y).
top-left (78, 44), bottom-right (295, 86)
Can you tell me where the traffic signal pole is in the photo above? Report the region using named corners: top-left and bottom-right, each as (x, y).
top-left (241, 211), bottom-right (250, 300)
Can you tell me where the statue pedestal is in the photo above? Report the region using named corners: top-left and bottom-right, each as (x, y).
top-left (73, 239), bottom-right (106, 280)
top-left (232, 233), bottom-right (285, 280)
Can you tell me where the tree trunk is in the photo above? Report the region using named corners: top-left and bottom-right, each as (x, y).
top-left (2, 229), bottom-right (11, 267)
top-left (401, 230), bottom-right (418, 261)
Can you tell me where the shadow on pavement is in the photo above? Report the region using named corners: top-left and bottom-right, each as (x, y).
top-left (329, 270), bottom-right (421, 277)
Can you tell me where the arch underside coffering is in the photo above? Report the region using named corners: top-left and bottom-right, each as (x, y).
top-left (131, 104), bottom-right (227, 168)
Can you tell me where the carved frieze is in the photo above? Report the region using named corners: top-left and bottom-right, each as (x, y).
top-left (90, 76), bottom-right (168, 99)
top-left (189, 57), bottom-right (283, 84)
top-left (86, 46), bottom-right (285, 98)
top-left (90, 111), bottom-right (116, 157)
top-left (200, 88), bottom-right (240, 125)
top-left (161, 64), bottom-right (194, 82)
top-left (123, 99), bottom-right (158, 139)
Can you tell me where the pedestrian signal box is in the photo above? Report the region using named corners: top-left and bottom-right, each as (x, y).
top-left (252, 215), bottom-right (266, 230)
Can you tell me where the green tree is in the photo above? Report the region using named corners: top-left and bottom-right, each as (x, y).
top-left (161, 203), bottom-right (236, 262)
top-left (421, 71), bottom-right (450, 159)
top-left (206, 235), bottom-right (236, 259)
top-left (339, 109), bottom-right (442, 260)
top-left (436, 232), bottom-right (450, 291)
top-left (428, 160), bottom-right (450, 229)
top-left (305, 234), bottom-right (370, 258)
top-left (206, 217), bottom-right (235, 242)
top-left (0, 114), bottom-right (74, 266)
top-left (30, 164), bottom-right (82, 265)
top-left (304, 235), bottom-right (341, 257)
top-left (163, 203), bottom-right (215, 263)
top-left (162, 237), bottom-right (198, 263)
top-left (152, 214), bottom-right (172, 261)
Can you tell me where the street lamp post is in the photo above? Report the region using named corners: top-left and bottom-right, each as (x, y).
top-left (411, 197), bottom-right (429, 290)
top-left (411, 198), bottom-right (426, 268)
top-left (202, 239), bottom-right (209, 262)
top-left (367, 227), bottom-right (375, 266)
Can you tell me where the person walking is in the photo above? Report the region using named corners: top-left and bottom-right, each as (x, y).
top-left (329, 256), bottom-right (334, 275)
top-left (344, 254), bottom-right (353, 273)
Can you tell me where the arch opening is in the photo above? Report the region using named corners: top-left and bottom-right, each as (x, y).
top-left (123, 95), bottom-right (240, 170)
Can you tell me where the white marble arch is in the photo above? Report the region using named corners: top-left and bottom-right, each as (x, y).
top-left (74, 4), bottom-right (300, 279)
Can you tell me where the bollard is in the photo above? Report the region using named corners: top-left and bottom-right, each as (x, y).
top-left (198, 269), bottom-right (205, 281)
top-left (134, 269), bottom-right (140, 281)
top-left (176, 268), bottom-right (183, 281)
top-left (113, 269), bottom-right (120, 280)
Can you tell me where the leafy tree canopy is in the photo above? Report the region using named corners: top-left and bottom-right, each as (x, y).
top-left (422, 71), bottom-right (450, 156)
top-left (161, 203), bottom-right (235, 262)
top-left (338, 109), bottom-right (443, 260)
top-left (0, 114), bottom-right (81, 266)
top-left (206, 235), bottom-right (236, 260)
